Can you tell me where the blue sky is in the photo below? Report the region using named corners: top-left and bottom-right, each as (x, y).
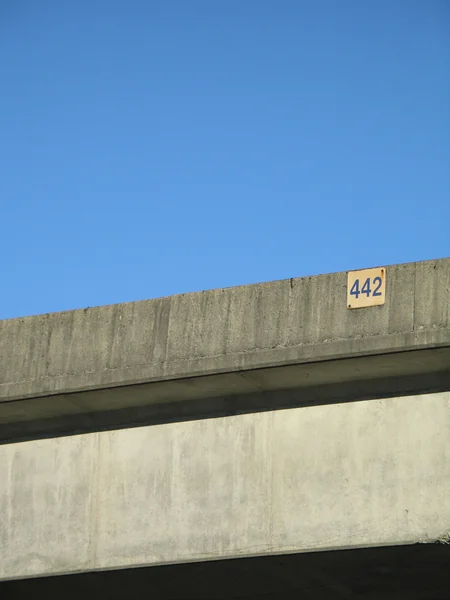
top-left (1, 1), bottom-right (449, 319)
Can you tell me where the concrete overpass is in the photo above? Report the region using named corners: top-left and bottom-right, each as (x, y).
top-left (1, 258), bottom-right (449, 598)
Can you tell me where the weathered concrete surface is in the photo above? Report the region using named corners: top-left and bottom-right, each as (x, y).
top-left (1, 259), bottom-right (449, 440)
top-left (1, 392), bottom-right (449, 581)
top-left (2, 348), bottom-right (450, 444)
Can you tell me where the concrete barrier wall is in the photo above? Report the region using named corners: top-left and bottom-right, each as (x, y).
top-left (1, 259), bottom-right (449, 403)
top-left (1, 259), bottom-right (449, 442)
top-left (1, 391), bottom-right (449, 581)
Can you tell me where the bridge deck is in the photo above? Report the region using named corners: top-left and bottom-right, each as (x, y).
top-left (1, 258), bottom-right (449, 442)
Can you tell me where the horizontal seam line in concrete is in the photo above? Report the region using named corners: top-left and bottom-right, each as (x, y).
top-left (0, 324), bottom-right (449, 378)
top-left (2, 327), bottom-right (449, 385)
top-left (2, 344), bottom-right (450, 406)
top-left (2, 333), bottom-right (450, 390)
top-left (2, 345), bottom-right (450, 398)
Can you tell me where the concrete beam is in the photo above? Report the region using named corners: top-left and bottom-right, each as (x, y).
top-left (1, 392), bottom-right (449, 581)
top-left (1, 259), bottom-right (449, 441)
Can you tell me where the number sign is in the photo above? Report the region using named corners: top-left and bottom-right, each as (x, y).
top-left (347, 267), bottom-right (386, 309)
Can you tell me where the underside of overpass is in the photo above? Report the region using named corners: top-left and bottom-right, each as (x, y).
top-left (2, 544), bottom-right (449, 600)
top-left (1, 259), bottom-right (449, 594)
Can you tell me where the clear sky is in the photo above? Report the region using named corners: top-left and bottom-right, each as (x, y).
top-left (1, 1), bottom-right (449, 319)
